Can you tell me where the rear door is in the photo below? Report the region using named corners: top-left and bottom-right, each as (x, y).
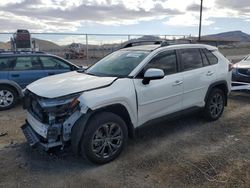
top-left (39, 56), bottom-right (72, 76)
top-left (178, 48), bottom-right (217, 109)
top-left (9, 56), bottom-right (46, 88)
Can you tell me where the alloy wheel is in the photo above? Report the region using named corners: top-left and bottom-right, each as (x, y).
top-left (91, 122), bottom-right (123, 159)
top-left (0, 90), bottom-right (14, 108)
top-left (209, 93), bottom-right (224, 118)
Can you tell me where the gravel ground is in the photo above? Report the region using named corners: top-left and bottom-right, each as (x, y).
top-left (0, 92), bottom-right (249, 188)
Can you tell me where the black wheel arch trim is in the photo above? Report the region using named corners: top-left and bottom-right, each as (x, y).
top-left (71, 103), bottom-right (135, 155)
top-left (205, 80), bottom-right (229, 106)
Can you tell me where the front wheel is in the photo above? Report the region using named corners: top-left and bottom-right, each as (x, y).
top-left (80, 112), bottom-right (128, 164)
top-left (203, 88), bottom-right (225, 121)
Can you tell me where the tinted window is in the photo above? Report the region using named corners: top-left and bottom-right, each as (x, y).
top-left (13, 57), bottom-right (42, 70)
top-left (40, 56), bottom-right (70, 70)
top-left (200, 49), bottom-right (210, 66)
top-left (180, 49), bottom-right (203, 71)
top-left (143, 50), bottom-right (177, 76)
top-left (203, 49), bottom-right (218, 65)
top-left (0, 57), bottom-right (15, 71)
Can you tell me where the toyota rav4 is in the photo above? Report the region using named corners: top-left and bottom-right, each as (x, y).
top-left (22, 43), bottom-right (232, 164)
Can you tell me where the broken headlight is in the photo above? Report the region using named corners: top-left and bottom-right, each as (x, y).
top-left (38, 93), bottom-right (82, 124)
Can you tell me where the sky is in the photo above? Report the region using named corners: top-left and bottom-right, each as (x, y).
top-left (0, 0), bottom-right (250, 45)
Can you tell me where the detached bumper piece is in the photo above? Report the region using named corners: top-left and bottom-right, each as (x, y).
top-left (231, 81), bottom-right (250, 91)
top-left (22, 123), bottom-right (39, 147)
top-left (21, 122), bottom-right (62, 151)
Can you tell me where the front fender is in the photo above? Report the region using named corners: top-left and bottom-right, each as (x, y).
top-left (78, 78), bottom-right (138, 127)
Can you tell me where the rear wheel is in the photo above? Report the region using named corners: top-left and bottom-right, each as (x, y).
top-left (0, 86), bottom-right (18, 111)
top-left (203, 88), bottom-right (225, 121)
top-left (80, 112), bottom-right (128, 164)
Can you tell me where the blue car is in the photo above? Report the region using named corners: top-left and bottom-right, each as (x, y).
top-left (0, 51), bottom-right (79, 110)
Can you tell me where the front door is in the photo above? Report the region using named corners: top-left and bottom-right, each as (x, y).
top-left (133, 50), bottom-right (183, 126)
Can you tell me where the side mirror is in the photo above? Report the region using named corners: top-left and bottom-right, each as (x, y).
top-left (142, 68), bottom-right (164, 85)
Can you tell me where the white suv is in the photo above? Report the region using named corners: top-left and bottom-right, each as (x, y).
top-left (22, 43), bottom-right (232, 164)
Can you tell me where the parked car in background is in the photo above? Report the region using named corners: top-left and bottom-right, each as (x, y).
top-left (22, 42), bottom-right (232, 164)
top-left (232, 54), bottom-right (250, 83)
top-left (0, 51), bottom-right (79, 110)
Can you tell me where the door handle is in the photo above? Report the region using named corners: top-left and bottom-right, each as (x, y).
top-left (173, 80), bottom-right (183, 86)
top-left (11, 74), bottom-right (20, 77)
top-left (206, 71), bottom-right (214, 76)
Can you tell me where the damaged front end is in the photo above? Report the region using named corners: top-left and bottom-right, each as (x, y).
top-left (21, 90), bottom-right (87, 151)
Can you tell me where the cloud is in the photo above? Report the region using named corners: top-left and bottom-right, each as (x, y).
top-left (0, 0), bottom-right (250, 33)
top-left (0, 0), bottom-right (182, 32)
top-left (186, 3), bottom-right (208, 12)
top-left (165, 14), bottom-right (214, 27)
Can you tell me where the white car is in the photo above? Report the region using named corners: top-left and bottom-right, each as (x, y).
top-left (22, 42), bottom-right (232, 164)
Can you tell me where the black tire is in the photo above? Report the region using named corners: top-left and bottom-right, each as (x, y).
top-left (203, 88), bottom-right (225, 121)
top-left (80, 112), bottom-right (128, 164)
top-left (0, 86), bottom-right (18, 111)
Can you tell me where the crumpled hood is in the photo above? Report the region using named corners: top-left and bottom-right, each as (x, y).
top-left (27, 71), bottom-right (117, 98)
top-left (236, 60), bottom-right (250, 68)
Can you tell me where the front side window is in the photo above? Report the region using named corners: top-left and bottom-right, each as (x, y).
top-left (86, 50), bottom-right (150, 77)
top-left (142, 50), bottom-right (177, 76)
top-left (13, 57), bottom-right (42, 70)
top-left (39, 56), bottom-right (70, 70)
top-left (179, 49), bottom-right (203, 71)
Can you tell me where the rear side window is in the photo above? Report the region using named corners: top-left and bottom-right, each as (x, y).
top-left (203, 49), bottom-right (218, 65)
top-left (39, 56), bottom-right (71, 70)
top-left (13, 57), bottom-right (42, 70)
top-left (179, 49), bottom-right (203, 71)
top-left (0, 57), bottom-right (15, 71)
top-left (143, 50), bottom-right (177, 76)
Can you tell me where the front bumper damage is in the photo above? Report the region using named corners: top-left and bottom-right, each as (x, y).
top-left (21, 122), bottom-right (62, 151)
top-left (21, 110), bottom-right (83, 151)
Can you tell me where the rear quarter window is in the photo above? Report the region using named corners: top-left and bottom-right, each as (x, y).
top-left (203, 49), bottom-right (218, 65)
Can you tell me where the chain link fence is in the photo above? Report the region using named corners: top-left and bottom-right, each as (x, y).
top-left (0, 32), bottom-right (190, 66)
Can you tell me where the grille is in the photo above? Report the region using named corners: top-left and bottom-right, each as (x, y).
top-left (238, 68), bottom-right (250, 76)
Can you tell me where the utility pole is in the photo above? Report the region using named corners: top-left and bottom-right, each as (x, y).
top-left (198, 0), bottom-right (203, 41)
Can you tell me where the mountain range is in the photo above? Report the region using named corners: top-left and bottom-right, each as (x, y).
top-left (203, 31), bottom-right (250, 42)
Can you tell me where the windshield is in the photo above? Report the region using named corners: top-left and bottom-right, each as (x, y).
top-left (86, 50), bottom-right (150, 77)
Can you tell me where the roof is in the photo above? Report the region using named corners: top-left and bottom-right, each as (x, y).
top-left (162, 44), bottom-right (218, 51)
top-left (120, 43), bottom-right (217, 52)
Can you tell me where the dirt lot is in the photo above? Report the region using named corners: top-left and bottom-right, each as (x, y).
top-left (0, 92), bottom-right (249, 188)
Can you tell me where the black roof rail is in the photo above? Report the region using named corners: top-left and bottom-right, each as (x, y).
top-left (120, 39), bottom-right (194, 49)
top-left (121, 40), bottom-right (163, 49)
top-left (161, 39), bottom-right (193, 47)
top-left (0, 51), bottom-right (46, 54)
